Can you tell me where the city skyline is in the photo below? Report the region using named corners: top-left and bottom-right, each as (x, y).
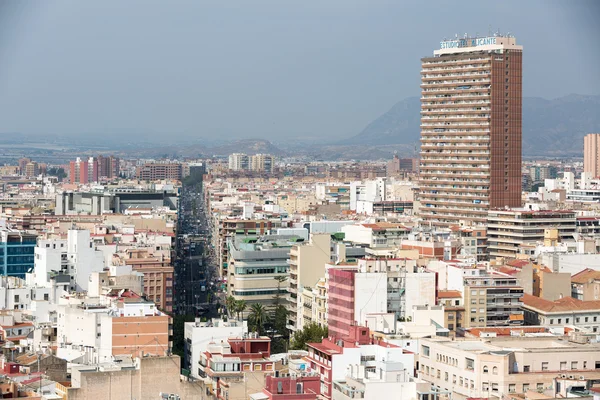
top-left (0, 0), bottom-right (598, 142)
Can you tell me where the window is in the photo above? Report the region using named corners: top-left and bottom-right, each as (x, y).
top-left (44, 294), bottom-right (49, 301)
top-left (542, 362), bottom-right (549, 371)
top-left (550, 319), bottom-right (554, 324)
top-left (558, 319), bottom-right (562, 324)
top-left (466, 358), bottom-right (474, 371)
top-left (492, 366), bottom-right (498, 375)
top-left (444, 372), bottom-right (448, 382)
top-left (576, 317), bottom-right (580, 323)
top-left (560, 362), bottom-right (567, 370)
top-left (422, 346), bottom-right (430, 357)
top-left (523, 384), bottom-right (530, 392)
top-left (483, 365), bottom-right (489, 373)
top-left (14, 295), bottom-right (19, 303)
top-left (585, 317), bottom-right (589, 322)
top-left (537, 383), bottom-right (543, 390)
top-left (571, 362), bottom-right (578, 370)
top-left (566, 318), bottom-right (570, 323)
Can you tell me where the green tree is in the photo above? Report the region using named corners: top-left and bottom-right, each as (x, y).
top-left (290, 322), bottom-right (328, 351)
top-left (249, 303), bottom-right (267, 335)
top-left (226, 295), bottom-right (236, 318)
top-left (234, 300), bottom-right (247, 320)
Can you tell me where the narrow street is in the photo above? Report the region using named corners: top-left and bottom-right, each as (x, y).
top-left (173, 178), bottom-right (219, 318)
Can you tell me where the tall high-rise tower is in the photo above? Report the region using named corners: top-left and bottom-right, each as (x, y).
top-left (584, 133), bottom-right (600, 178)
top-left (419, 35), bottom-right (523, 227)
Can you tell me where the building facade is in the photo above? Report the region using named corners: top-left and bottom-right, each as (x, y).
top-left (0, 228), bottom-right (37, 278)
top-left (584, 133), bottom-right (600, 178)
top-left (136, 163), bottom-right (182, 181)
top-left (419, 35), bottom-right (523, 226)
top-left (487, 209), bottom-right (576, 259)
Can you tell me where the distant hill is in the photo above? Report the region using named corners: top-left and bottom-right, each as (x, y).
top-left (208, 139), bottom-right (285, 156)
top-left (346, 94), bottom-right (600, 156)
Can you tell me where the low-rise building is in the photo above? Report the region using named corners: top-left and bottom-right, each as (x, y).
top-left (419, 336), bottom-right (600, 400)
top-left (521, 294), bottom-right (600, 333)
top-left (306, 325), bottom-right (415, 400)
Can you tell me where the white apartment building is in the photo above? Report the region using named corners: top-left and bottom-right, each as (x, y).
top-left (183, 318), bottom-right (247, 379)
top-left (228, 153), bottom-right (249, 171)
top-left (57, 296), bottom-right (168, 363)
top-left (32, 229), bottom-right (105, 292)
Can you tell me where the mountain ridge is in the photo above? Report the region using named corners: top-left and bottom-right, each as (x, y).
top-left (346, 94), bottom-right (600, 156)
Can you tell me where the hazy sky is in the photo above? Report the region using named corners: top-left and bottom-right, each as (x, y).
top-left (0, 0), bottom-right (598, 142)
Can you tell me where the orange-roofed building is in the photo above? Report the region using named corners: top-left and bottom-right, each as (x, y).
top-left (522, 293), bottom-right (600, 332)
top-left (572, 269), bottom-right (600, 301)
top-left (437, 290), bottom-right (465, 333)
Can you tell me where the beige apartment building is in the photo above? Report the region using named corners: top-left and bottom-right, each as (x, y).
top-left (419, 336), bottom-right (600, 400)
top-left (584, 133), bottom-right (600, 178)
top-left (299, 277), bottom-right (328, 331)
top-left (419, 35), bottom-right (523, 227)
top-left (227, 235), bottom-right (293, 308)
top-left (487, 210), bottom-right (576, 259)
top-left (286, 233), bottom-right (331, 331)
top-left (463, 273), bottom-right (524, 328)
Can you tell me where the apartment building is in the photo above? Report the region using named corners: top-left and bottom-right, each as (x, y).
top-left (327, 258), bottom-right (435, 338)
top-left (32, 229), bottom-right (105, 292)
top-left (419, 35), bottom-right (523, 226)
top-left (198, 334), bottom-right (274, 398)
top-left (121, 251), bottom-right (174, 313)
top-left (250, 154), bottom-right (275, 173)
top-left (57, 294), bottom-right (170, 363)
top-left (299, 277), bottom-right (327, 331)
top-left (228, 153), bottom-right (250, 171)
top-left (287, 233), bottom-right (331, 331)
top-left (227, 235), bottom-right (293, 308)
top-left (306, 325), bottom-right (415, 400)
top-left (96, 155), bottom-right (120, 179)
top-left (419, 336), bottom-right (600, 400)
top-left (136, 163), bottom-right (182, 181)
top-left (183, 318), bottom-right (247, 380)
top-left (463, 272), bottom-right (524, 328)
top-left (584, 133), bottom-right (600, 178)
top-left (522, 294), bottom-right (600, 332)
top-left (487, 209), bottom-right (576, 259)
top-left (438, 290), bottom-right (465, 333)
top-left (213, 218), bottom-right (284, 277)
top-left (0, 227), bottom-right (37, 278)
top-left (69, 157), bottom-right (96, 184)
top-left (572, 269), bottom-right (600, 300)
top-left (341, 222), bottom-right (409, 248)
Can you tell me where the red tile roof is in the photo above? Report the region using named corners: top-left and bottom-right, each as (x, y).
top-left (571, 268), bottom-right (600, 284)
top-left (437, 290), bottom-right (462, 299)
top-left (522, 293), bottom-right (600, 313)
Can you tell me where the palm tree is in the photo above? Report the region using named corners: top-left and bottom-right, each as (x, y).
top-left (249, 303), bottom-right (267, 335)
top-left (226, 296), bottom-right (236, 318)
top-left (234, 300), bottom-right (247, 320)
